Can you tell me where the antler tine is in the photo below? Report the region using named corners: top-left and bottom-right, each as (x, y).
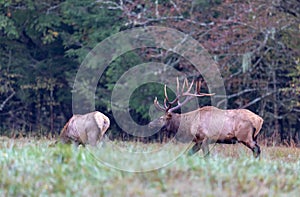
top-left (163, 98), bottom-right (169, 109)
top-left (168, 78), bottom-right (214, 112)
top-left (154, 78), bottom-right (214, 113)
top-left (196, 80), bottom-right (201, 94)
top-left (183, 78), bottom-right (188, 92)
top-left (153, 97), bottom-right (166, 111)
top-left (176, 77), bottom-right (180, 96)
top-left (183, 79), bottom-right (214, 97)
top-left (185, 79), bottom-right (194, 95)
top-left (164, 82), bottom-right (179, 106)
top-left (164, 84), bottom-right (169, 103)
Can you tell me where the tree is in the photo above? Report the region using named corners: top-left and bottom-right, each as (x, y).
top-left (101, 0), bottom-right (300, 144)
top-left (0, 0), bottom-right (299, 144)
top-left (0, 0), bottom-right (123, 135)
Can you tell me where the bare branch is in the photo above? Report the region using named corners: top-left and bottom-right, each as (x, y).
top-left (241, 91), bottom-right (276, 109)
top-left (46, 4), bottom-right (61, 14)
top-left (170, 0), bottom-right (183, 17)
top-left (127, 16), bottom-right (184, 27)
top-left (97, 0), bottom-right (124, 10)
top-left (0, 91), bottom-right (15, 111)
top-left (170, 34), bottom-right (189, 54)
top-left (216, 88), bottom-right (258, 107)
top-left (155, 0), bottom-right (160, 18)
top-left (292, 108), bottom-right (300, 113)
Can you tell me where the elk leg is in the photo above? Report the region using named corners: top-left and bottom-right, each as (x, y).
top-left (188, 142), bottom-right (202, 156)
top-left (72, 140), bottom-right (80, 147)
top-left (241, 141), bottom-right (260, 158)
top-left (201, 138), bottom-right (210, 157)
top-left (87, 130), bottom-right (100, 146)
top-left (253, 143), bottom-right (261, 158)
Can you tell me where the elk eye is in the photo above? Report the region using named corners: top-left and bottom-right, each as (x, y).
top-left (166, 113), bottom-right (172, 119)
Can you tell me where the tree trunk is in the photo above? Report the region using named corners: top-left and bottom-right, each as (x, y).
top-left (271, 63), bottom-right (280, 144)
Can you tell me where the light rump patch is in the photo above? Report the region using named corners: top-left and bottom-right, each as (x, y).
top-left (60, 111), bottom-right (110, 146)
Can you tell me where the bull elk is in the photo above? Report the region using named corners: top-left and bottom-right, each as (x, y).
top-left (60, 111), bottom-right (110, 146)
top-left (149, 78), bottom-right (263, 158)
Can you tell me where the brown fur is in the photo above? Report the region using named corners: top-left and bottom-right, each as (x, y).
top-left (60, 111), bottom-right (110, 146)
top-left (149, 106), bottom-right (263, 158)
top-left (60, 117), bottom-right (72, 144)
top-left (235, 109), bottom-right (263, 138)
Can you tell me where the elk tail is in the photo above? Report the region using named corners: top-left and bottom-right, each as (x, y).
top-left (253, 117), bottom-right (264, 140)
top-left (94, 112), bottom-right (104, 130)
top-left (94, 112), bottom-right (110, 136)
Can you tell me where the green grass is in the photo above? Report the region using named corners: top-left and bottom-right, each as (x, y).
top-left (0, 137), bottom-right (299, 196)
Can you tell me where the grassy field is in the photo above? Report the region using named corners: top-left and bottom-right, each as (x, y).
top-left (0, 137), bottom-right (299, 197)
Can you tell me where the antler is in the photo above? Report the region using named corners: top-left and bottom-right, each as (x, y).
top-left (153, 77), bottom-right (214, 112)
top-left (153, 96), bottom-right (169, 111)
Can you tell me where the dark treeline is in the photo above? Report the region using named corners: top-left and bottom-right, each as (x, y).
top-left (0, 0), bottom-right (299, 145)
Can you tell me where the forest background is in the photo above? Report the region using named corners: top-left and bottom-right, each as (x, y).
top-left (0, 0), bottom-right (299, 145)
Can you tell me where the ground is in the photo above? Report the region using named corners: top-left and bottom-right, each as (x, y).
top-left (0, 137), bottom-right (299, 196)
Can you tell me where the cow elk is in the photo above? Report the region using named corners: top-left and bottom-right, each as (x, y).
top-left (60, 111), bottom-right (110, 146)
top-left (149, 78), bottom-right (263, 158)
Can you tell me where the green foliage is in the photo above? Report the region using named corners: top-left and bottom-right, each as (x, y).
top-left (0, 0), bottom-right (124, 132)
top-left (0, 14), bottom-right (18, 38)
top-left (60, 0), bottom-right (123, 62)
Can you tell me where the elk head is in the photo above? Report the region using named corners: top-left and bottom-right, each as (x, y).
top-left (149, 78), bottom-right (214, 130)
